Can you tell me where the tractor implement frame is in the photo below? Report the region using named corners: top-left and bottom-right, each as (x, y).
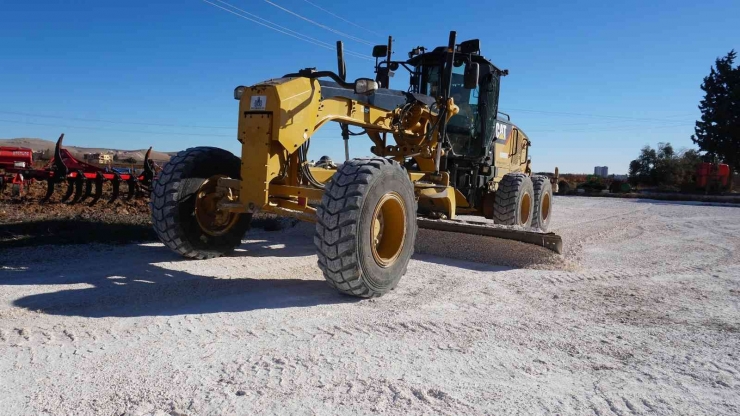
top-left (1, 133), bottom-right (159, 204)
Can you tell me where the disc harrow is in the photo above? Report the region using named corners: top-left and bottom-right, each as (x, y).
top-left (1, 133), bottom-right (159, 205)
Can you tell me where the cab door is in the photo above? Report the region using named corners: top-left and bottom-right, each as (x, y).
top-left (510, 128), bottom-right (532, 169)
top-left (509, 129), bottom-right (522, 167)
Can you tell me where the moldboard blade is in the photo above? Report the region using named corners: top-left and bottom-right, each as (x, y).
top-left (416, 217), bottom-right (563, 254)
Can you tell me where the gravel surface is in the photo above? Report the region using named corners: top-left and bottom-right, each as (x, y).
top-left (1, 196), bottom-right (739, 415)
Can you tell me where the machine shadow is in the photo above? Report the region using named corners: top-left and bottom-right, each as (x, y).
top-left (4, 230), bottom-right (355, 318)
top-left (0, 217), bottom-right (310, 249)
top-left (12, 270), bottom-right (351, 318)
top-left (0, 219), bottom-right (157, 249)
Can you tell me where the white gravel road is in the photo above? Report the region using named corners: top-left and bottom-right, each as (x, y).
top-left (1, 196), bottom-right (738, 415)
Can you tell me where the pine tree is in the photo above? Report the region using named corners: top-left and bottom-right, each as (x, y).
top-left (691, 50), bottom-right (739, 191)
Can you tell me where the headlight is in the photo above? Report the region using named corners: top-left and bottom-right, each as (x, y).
top-left (234, 85), bottom-right (246, 100)
top-left (354, 78), bottom-right (378, 95)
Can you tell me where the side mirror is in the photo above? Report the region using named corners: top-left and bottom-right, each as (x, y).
top-left (372, 45), bottom-right (388, 58)
top-left (354, 78), bottom-right (378, 95)
top-left (464, 62), bottom-right (479, 89)
top-left (459, 39), bottom-right (481, 55)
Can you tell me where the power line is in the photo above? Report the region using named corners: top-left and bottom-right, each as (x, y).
top-left (0, 118), bottom-right (234, 137)
top-left (300, 0), bottom-right (384, 38)
top-left (212, 0), bottom-right (370, 60)
top-left (202, 0), bottom-right (373, 61)
top-left (516, 115), bottom-right (694, 129)
top-left (260, 0), bottom-right (376, 46)
top-left (0, 110), bottom-right (694, 137)
top-left (0, 110), bottom-right (232, 129)
top-left (1, 105), bottom-right (696, 136)
top-left (525, 121), bottom-right (693, 134)
top-left (501, 108), bottom-right (697, 123)
top-left (201, 0), bottom-right (338, 54)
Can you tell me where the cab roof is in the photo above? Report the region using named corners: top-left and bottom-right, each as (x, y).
top-left (406, 47), bottom-right (505, 75)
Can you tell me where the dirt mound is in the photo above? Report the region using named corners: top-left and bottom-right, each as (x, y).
top-left (415, 228), bottom-right (574, 270)
top-left (0, 181), bottom-right (293, 248)
top-left (0, 180), bottom-right (152, 248)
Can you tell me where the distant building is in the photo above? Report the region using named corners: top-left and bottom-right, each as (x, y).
top-left (594, 166), bottom-right (609, 178)
top-left (84, 153), bottom-right (113, 164)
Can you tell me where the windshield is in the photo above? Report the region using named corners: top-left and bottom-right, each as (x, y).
top-left (447, 64), bottom-right (481, 155)
top-left (424, 64), bottom-right (481, 155)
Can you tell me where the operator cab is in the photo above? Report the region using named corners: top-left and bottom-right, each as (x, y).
top-left (369, 38), bottom-right (513, 210)
top-left (405, 47), bottom-right (507, 160)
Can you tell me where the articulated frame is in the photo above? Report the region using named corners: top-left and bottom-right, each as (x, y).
top-left (216, 77), bottom-right (467, 222)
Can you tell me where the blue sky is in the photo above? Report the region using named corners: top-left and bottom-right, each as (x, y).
top-left (1, 0), bottom-right (738, 173)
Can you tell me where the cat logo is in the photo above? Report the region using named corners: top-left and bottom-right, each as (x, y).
top-left (494, 122), bottom-right (510, 143)
top-left (250, 95), bottom-right (267, 110)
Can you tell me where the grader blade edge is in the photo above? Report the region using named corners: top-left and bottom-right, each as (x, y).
top-left (416, 217), bottom-right (563, 254)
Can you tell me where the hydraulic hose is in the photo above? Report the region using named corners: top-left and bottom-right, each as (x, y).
top-left (298, 139), bottom-right (326, 189)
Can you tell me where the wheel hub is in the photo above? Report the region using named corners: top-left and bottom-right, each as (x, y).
top-left (195, 174), bottom-right (240, 236)
top-left (519, 192), bottom-right (532, 225)
top-left (541, 193), bottom-right (551, 221)
top-left (370, 192), bottom-right (407, 268)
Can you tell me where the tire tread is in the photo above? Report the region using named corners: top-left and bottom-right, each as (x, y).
top-left (314, 158), bottom-right (415, 298)
top-left (493, 173), bottom-right (531, 226)
top-left (531, 175), bottom-right (553, 231)
top-left (150, 147), bottom-right (249, 260)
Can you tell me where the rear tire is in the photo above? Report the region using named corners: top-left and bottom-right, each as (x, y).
top-left (151, 147), bottom-right (251, 260)
top-left (531, 175), bottom-right (553, 231)
top-left (493, 173), bottom-right (534, 228)
top-left (315, 158), bottom-right (417, 298)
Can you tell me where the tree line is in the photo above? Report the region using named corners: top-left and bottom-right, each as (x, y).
top-left (629, 49), bottom-right (738, 191)
top-left (628, 143), bottom-right (702, 190)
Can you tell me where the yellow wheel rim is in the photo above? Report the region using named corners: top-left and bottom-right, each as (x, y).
top-left (370, 192), bottom-right (407, 268)
top-left (519, 192), bottom-right (532, 226)
top-left (541, 193), bottom-right (551, 222)
top-left (195, 174), bottom-right (240, 237)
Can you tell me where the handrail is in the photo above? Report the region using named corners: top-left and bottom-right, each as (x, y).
top-left (282, 70), bottom-right (354, 90)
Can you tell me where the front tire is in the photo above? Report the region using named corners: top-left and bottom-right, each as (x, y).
top-left (493, 173), bottom-right (534, 228)
top-left (151, 147), bottom-right (251, 260)
top-left (315, 158), bottom-right (417, 298)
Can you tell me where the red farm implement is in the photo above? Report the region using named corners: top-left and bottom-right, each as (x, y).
top-left (0, 133), bottom-right (159, 205)
top-left (0, 146), bottom-right (33, 197)
top-left (695, 162), bottom-right (731, 193)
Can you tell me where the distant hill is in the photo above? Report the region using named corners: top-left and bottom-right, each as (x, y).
top-left (0, 138), bottom-right (177, 162)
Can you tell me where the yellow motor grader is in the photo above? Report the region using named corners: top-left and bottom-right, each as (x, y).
top-left (151, 31), bottom-right (561, 297)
